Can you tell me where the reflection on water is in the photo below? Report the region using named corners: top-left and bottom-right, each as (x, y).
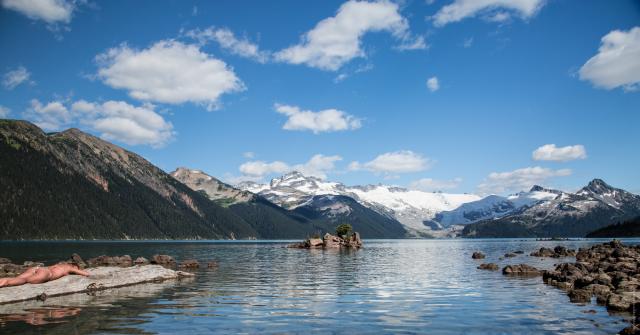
top-left (0, 239), bottom-right (636, 334)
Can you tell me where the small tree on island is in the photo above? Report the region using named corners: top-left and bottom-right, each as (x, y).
top-left (335, 224), bottom-right (353, 238)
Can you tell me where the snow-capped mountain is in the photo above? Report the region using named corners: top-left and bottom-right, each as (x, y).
top-left (462, 179), bottom-right (640, 238)
top-left (237, 171), bottom-right (480, 236)
top-left (434, 186), bottom-right (560, 226)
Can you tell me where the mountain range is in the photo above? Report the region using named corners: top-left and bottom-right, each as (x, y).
top-left (1, 120), bottom-right (639, 239)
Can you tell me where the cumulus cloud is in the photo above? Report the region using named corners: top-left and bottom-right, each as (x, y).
top-left (1, 0), bottom-right (75, 24)
top-left (349, 150), bottom-right (432, 174)
top-left (532, 144), bottom-right (587, 162)
top-left (477, 166), bottom-right (571, 195)
top-left (432, 0), bottom-right (546, 27)
top-left (274, 0), bottom-right (424, 71)
top-left (185, 27), bottom-right (269, 63)
top-left (579, 27), bottom-right (640, 91)
top-left (24, 99), bottom-right (73, 131)
top-left (275, 104), bottom-right (361, 134)
top-left (239, 160), bottom-right (290, 177)
top-left (23, 99), bottom-right (174, 147)
top-left (238, 154), bottom-right (342, 180)
top-left (410, 177), bottom-right (463, 192)
top-left (426, 76), bottom-right (439, 92)
top-left (2, 66), bottom-right (32, 90)
top-left (71, 100), bottom-right (174, 147)
top-left (96, 40), bottom-right (244, 110)
top-left (0, 105), bottom-right (11, 118)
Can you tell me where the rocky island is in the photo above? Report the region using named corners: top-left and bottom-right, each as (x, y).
top-left (289, 224), bottom-right (363, 249)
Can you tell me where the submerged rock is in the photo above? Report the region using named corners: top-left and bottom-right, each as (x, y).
top-left (151, 255), bottom-right (176, 267)
top-left (86, 255), bottom-right (132, 268)
top-left (502, 264), bottom-right (541, 276)
top-left (478, 263), bottom-right (499, 271)
top-left (471, 252), bottom-right (485, 259)
top-left (179, 259), bottom-right (199, 269)
top-left (530, 246), bottom-right (576, 258)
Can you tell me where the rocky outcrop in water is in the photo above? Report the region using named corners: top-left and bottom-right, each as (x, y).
top-left (86, 255), bottom-right (133, 267)
top-left (478, 263), bottom-right (499, 271)
top-left (502, 264), bottom-right (542, 276)
top-left (288, 232), bottom-right (363, 249)
top-left (471, 252), bottom-right (485, 259)
top-left (543, 240), bottom-right (640, 313)
top-left (530, 246), bottom-right (576, 258)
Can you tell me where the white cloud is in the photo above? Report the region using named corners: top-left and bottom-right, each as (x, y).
top-left (477, 166), bottom-right (571, 195)
top-left (532, 144), bottom-right (587, 162)
top-left (426, 76), bottom-right (439, 92)
top-left (275, 103), bottom-right (361, 134)
top-left (579, 27), bottom-right (640, 91)
top-left (185, 27), bottom-right (269, 63)
top-left (0, 105), bottom-right (11, 118)
top-left (349, 150), bottom-right (432, 174)
top-left (274, 0), bottom-right (424, 71)
top-left (24, 99), bottom-right (73, 131)
top-left (396, 35), bottom-right (427, 51)
top-left (239, 160), bottom-right (290, 177)
top-left (238, 154), bottom-right (342, 180)
top-left (243, 151), bottom-right (255, 159)
top-left (96, 40), bottom-right (244, 110)
top-left (410, 177), bottom-right (463, 191)
top-left (23, 99), bottom-right (174, 147)
top-left (1, 0), bottom-right (75, 24)
top-left (293, 154), bottom-right (342, 179)
top-left (432, 0), bottom-right (546, 27)
top-left (71, 100), bottom-right (174, 147)
top-left (2, 66), bottom-right (32, 90)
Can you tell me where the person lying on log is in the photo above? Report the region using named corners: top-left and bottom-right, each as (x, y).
top-left (0, 263), bottom-right (90, 288)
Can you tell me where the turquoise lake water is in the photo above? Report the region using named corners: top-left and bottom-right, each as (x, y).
top-left (0, 239), bottom-right (636, 334)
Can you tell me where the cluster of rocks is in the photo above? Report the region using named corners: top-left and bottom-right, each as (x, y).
top-left (530, 246), bottom-right (576, 258)
top-left (473, 240), bottom-right (640, 334)
top-left (289, 233), bottom-right (363, 249)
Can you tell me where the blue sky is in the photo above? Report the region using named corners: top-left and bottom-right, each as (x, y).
top-left (1, 0), bottom-right (639, 195)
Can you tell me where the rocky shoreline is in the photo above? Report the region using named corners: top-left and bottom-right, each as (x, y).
top-left (473, 240), bottom-right (640, 334)
top-left (0, 253), bottom-right (218, 305)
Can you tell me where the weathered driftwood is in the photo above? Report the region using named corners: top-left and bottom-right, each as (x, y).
top-left (0, 265), bottom-right (193, 305)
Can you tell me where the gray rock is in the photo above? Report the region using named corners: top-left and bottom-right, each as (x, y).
top-left (472, 252), bottom-right (485, 259)
top-left (134, 257), bottom-right (150, 265)
top-left (502, 264), bottom-right (541, 276)
top-left (477, 263), bottom-right (499, 271)
top-left (568, 289), bottom-right (592, 303)
top-left (0, 265), bottom-right (193, 305)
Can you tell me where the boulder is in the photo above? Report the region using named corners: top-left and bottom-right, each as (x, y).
top-left (0, 258), bottom-right (11, 265)
top-left (0, 265), bottom-right (193, 305)
top-left (607, 292), bottom-right (640, 312)
top-left (323, 233), bottom-right (343, 248)
top-left (477, 263), bottom-right (499, 271)
top-left (86, 255), bottom-right (132, 267)
top-left (568, 289), bottom-right (592, 303)
top-left (69, 253), bottom-right (87, 268)
top-left (471, 252), bottom-right (485, 259)
top-left (308, 238), bottom-right (324, 248)
top-left (502, 264), bottom-right (541, 276)
top-left (346, 232), bottom-right (363, 249)
top-left (179, 259), bottom-right (200, 269)
top-left (134, 257), bottom-right (150, 265)
top-left (151, 255), bottom-right (176, 267)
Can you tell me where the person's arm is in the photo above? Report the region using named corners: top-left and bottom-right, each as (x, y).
top-left (70, 268), bottom-right (91, 277)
